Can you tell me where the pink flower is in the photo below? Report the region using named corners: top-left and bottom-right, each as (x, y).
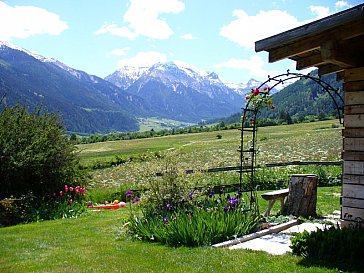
top-left (80, 187), bottom-right (86, 194)
top-left (75, 186), bottom-right (80, 194)
top-left (64, 185), bottom-right (68, 193)
top-left (69, 187), bottom-right (74, 192)
top-left (253, 88), bottom-right (260, 96)
top-left (53, 192), bottom-right (56, 197)
top-left (263, 86), bottom-right (268, 91)
top-left (59, 191), bottom-right (63, 197)
top-left (69, 199), bottom-right (73, 205)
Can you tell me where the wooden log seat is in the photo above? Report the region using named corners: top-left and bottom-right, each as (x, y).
top-left (261, 188), bottom-right (289, 216)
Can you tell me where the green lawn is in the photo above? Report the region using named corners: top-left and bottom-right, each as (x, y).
top-left (0, 187), bottom-right (343, 273)
top-left (0, 120), bottom-right (345, 272)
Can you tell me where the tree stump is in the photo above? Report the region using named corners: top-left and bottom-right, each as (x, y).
top-left (286, 174), bottom-right (317, 218)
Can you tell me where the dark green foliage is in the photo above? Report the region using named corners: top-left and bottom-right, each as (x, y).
top-left (290, 226), bottom-right (364, 270)
top-left (0, 103), bottom-right (79, 199)
top-left (0, 194), bottom-right (35, 226)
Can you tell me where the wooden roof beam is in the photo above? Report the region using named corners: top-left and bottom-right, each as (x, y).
top-left (321, 40), bottom-right (362, 68)
top-left (296, 53), bottom-right (324, 70)
top-left (268, 43), bottom-right (319, 63)
top-left (318, 63), bottom-right (344, 76)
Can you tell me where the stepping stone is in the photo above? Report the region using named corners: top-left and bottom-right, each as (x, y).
top-left (229, 233), bottom-right (293, 255)
top-left (281, 222), bottom-right (328, 234)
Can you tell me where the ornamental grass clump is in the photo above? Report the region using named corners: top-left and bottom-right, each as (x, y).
top-left (127, 190), bottom-right (261, 247)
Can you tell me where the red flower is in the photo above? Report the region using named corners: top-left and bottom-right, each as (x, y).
top-left (263, 86), bottom-right (268, 91)
top-left (59, 191), bottom-right (63, 197)
top-left (69, 187), bottom-right (74, 192)
top-left (69, 199), bottom-right (73, 205)
top-left (246, 96), bottom-right (250, 101)
top-left (75, 186), bottom-right (80, 194)
top-left (249, 117), bottom-right (254, 124)
top-left (53, 192), bottom-right (56, 197)
top-left (64, 185), bottom-right (68, 193)
top-left (253, 88), bottom-right (260, 96)
top-left (271, 105), bottom-right (276, 110)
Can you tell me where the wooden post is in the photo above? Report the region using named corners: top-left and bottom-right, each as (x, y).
top-left (286, 174), bottom-right (317, 218)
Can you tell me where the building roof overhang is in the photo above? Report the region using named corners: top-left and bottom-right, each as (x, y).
top-left (255, 4), bottom-right (364, 76)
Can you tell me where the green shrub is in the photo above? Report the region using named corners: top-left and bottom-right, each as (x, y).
top-left (290, 226), bottom-right (364, 268)
top-left (136, 152), bottom-right (202, 210)
top-left (0, 194), bottom-right (35, 226)
top-left (0, 102), bottom-right (86, 225)
top-left (0, 103), bottom-right (80, 199)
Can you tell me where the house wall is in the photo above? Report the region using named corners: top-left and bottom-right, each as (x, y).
top-left (341, 67), bottom-right (364, 228)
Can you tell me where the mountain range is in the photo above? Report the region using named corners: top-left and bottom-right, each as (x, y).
top-left (0, 42), bottom-right (257, 133)
top-left (106, 62), bottom-right (258, 123)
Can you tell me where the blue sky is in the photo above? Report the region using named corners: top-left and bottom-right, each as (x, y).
top-left (1, 0), bottom-right (362, 83)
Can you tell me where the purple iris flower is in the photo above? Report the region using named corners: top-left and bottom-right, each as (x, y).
top-left (166, 203), bottom-right (172, 210)
top-left (126, 190), bottom-right (133, 199)
top-left (209, 190), bottom-right (215, 198)
top-left (163, 217), bottom-right (169, 224)
top-left (229, 197), bottom-right (239, 208)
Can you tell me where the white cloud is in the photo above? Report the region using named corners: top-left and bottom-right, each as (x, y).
top-left (180, 33), bottom-right (194, 40)
top-left (0, 1), bottom-right (68, 41)
top-left (220, 4), bottom-right (348, 50)
top-left (96, 0), bottom-right (185, 40)
top-left (335, 1), bottom-right (351, 10)
top-left (220, 9), bottom-right (299, 50)
top-left (117, 51), bottom-right (167, 67)
top-left (309, 5), bottom-right (330, 19)
top-left (214, 55), bottom-right (282, 80)
top-left (111, 47), bottom-right (131, 57)
top-left (95, 23), bottom-right (137, 40)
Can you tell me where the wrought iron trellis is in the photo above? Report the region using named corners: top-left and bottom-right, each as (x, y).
top-left (238, 70), bottom-right (344, 210)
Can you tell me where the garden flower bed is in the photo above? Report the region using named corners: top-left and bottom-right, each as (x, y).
top-left (126, 189), bottom-right (262, 247)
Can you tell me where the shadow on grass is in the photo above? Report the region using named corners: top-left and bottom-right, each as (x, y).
top-left (297, 257), bottom-right (364, 273)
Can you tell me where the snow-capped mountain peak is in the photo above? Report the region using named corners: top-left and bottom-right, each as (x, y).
top-left (0, 41), bottom-right (91, 81)
top-left (0, 41), bottom-right (55, 63)
top-left (225, 79), bottom-right (263, 96)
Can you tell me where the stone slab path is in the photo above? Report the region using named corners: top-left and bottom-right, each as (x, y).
top-left (227, 221), bottom-right (340, 255)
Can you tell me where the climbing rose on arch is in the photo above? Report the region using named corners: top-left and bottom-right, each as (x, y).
top-left (246, 86), bottom-right (275, 111)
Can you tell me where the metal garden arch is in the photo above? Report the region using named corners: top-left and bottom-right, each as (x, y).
top-left (238, 70), bottom-right (344, 211)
